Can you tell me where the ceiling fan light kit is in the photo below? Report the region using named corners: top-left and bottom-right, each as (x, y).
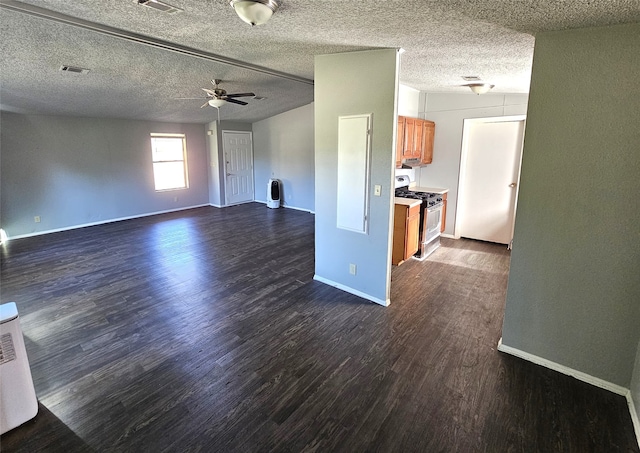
top-left (208, 98), bottom-right (227, 107)
top-left (466, 83), bottom-right (495, 95)
top-left (230, 0), bottom-right (279, 26)
top-left (190, 79), bottom-right (256, 110)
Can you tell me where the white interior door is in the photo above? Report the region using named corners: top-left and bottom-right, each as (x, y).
top-left (223, 131), bottom-right (254, 205)
top-left (457, 117), bottom-right (525, 246)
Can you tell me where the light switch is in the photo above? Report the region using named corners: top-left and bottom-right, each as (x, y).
top-left (374, 185), bottom-right (382, 196)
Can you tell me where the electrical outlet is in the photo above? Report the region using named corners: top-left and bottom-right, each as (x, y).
top-left (349, 263), bottom-right (357, 275)
top-left (34, 216), bottom-right (41, 223)
top-left (374, 185), bottom-right (382, 196)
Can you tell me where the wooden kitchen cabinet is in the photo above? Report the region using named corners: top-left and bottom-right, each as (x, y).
top-left (421, 120), bottom-right (435, 164)
top-left (413, 119), bottom-right (424, 159)
top-left (396, 116), bottom-right (405, 168)
top-left (402, 117), bottom-right (415, 158)
top-left (395, 116), bottom-right (436, 168)
top-left (440, 192), bottom-right (447, 233)
top-left (392, 202), bottom-right (420, 265)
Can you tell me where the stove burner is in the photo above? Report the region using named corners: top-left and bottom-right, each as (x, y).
top-left (395, 187), bottom-right (444, 208)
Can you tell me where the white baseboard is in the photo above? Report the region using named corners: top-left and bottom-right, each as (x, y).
top-left (441, 233), bottom-right (455, 239)
top-left (282, 204), bottom-right (315, 214)
top-left (497, 338), bottom-right (627, 395)
top-left (313, 275), bottom-right (389, 307)
top-left (628, 392), bottom-right (640, 449)
top-left (254, 199), bottom-right (315, 214)
top-left (6, 204), bottom-right (211, 241)
top-left (498, 338), bottom-right (640, 448)
top-left (209, 203), bottom-right (225, 208)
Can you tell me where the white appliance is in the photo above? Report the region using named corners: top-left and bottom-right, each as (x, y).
top-left (0, 302), bottom-right (38, 435)
top-left (267, 178), bottom-right (281, 209)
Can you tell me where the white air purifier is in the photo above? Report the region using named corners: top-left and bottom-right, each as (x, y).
top-left (0, 302), bottom-right (38, 435)
top-left (267, 179), bottom-right (281, 209)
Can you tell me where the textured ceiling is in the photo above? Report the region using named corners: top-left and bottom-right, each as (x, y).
top-left (1, 0), bottom-right (639, 123)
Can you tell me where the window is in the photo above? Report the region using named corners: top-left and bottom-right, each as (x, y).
top-left (150, 133), bottom-right (188, 191)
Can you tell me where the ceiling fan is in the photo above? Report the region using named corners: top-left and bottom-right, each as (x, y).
top-left (196, 79), bottom-right (255, 108)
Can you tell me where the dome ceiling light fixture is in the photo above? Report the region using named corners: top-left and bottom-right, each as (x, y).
top-left (466, 83), bottom-right (495, 95)
top-left (230, 0), bottom-right (279, 26)
top-left (208, 98), bottom-right (227, 107)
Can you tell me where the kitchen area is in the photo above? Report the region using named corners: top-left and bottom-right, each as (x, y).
top-left (391, 89), bottom-right (529, 268)
top-left (392, 112), bottom-right (448, 266)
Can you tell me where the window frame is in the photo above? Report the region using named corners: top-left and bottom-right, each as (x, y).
top-left (150, 133), bottom-right (189, 192)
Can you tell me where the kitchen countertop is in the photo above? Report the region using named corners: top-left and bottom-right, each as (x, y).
top-left (394, 197), bottom-right (422, 207)
top-left (410, 186), bottom-right (449, 194)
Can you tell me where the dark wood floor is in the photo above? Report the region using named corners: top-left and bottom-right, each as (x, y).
top-left (1, 203), bottom-right (637, 452)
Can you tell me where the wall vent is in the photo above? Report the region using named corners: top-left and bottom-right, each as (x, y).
top-left (60, 65), bottom-right (90, 74)
top-left (462, 75), bottom-right (482, 81)
top-left (136, 0), bottom-right (183, 13)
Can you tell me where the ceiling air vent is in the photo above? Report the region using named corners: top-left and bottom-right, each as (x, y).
top-left (136, 0), bottom-right (183, 13)
top-left (462, 75), bottom-right (482, 81)
top-left (60, 65), bottom-right (90, 74)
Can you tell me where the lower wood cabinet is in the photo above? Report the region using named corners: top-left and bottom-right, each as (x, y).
top-left (392, 202), bottom-right (420, 265)
top-left (441, 192), bottom-right (447, 233)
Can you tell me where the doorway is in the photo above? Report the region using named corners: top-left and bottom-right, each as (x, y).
top-left (456, 116), bottom-right (525, 247)
top-left (222, 131), bottom-right (254, 206)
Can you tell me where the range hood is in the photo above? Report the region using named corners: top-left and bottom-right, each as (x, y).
top-left (401, 158), bottom-right (421, 168)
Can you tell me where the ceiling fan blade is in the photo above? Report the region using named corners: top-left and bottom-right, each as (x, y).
top-left (226, 92), bottom-right (255, 98)
top-left (225, 98), bottom-right (248, 106)
top-left (202, 88), bottom-right (217, 96)
top-left (200, 102), bottom-right (209, 109)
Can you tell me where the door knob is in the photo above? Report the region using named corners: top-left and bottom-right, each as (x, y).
top-left (509, 183), bottom-right (517, 188)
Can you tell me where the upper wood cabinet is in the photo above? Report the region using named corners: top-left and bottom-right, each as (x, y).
top-left (396, 116), bottom-right (405, 168)
top-left (413, 119), bottom-right (424, 159)
top-left (396, 116), bottom-right (435, 167)
top-left (402, 117), bottom-right (415, 158)
top-left (421, 120), bottom-right (435, 165)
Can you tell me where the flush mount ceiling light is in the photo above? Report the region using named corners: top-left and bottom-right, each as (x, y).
top-left (230, 0), bottom-right (279, 26)
top-left (466, 83), bottom-right (495, 95)
top-left (208, 98), bottom-right (227, 108)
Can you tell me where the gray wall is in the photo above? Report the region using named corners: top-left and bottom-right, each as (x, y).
top-left (1, 112), bottom-right (209, 238)
top-left (314, 49), bottom-right (398, 305)
top-left (252, 103), bottom-right (314, 212)
top-left (501, 23), bottom-right (640, 387)
top-left (206, 121), bottom-right (223, 207)
top-left (417, 93), bottom-right (528, 236)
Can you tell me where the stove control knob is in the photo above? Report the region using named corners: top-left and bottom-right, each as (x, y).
top-left (436, 197), bottom-right (442, 202)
